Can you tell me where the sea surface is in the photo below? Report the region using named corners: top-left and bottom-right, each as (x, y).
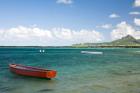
top-left (0, 48), bottom-right (140, 93)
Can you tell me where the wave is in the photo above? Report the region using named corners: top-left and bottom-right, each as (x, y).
top-left (81, 51), bottom-right (103, 55)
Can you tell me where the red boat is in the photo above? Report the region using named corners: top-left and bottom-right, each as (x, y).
top-left (9, 64), bottom-right (57, 79)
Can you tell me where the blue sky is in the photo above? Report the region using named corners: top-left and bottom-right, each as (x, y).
top-left (0, 0), bottom-right (140, 46)
top-left (0, 0), bottom-right (135, 28)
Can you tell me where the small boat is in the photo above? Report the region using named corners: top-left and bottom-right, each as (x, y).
top-left (9, 64), bottom-right (57, 79)
top-left (81, 51), bottom-right (103, 54)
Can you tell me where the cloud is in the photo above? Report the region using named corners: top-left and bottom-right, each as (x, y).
top-left (134, 18), bottom-right (140, 26)
top-left (111, 21), bottom-right (140, 40)
top-left (97, 24), bottom-right (112, 29)
top-left (56, 0), bottom-right (73, 4)
top-left (134, 0), bottom-right (140, 7)
top-left (129, 11), bottom-right (140, 15)
top-left (109, 13), bottom-right (120, 18)
top-left (0, 26), bottom-right (103, 46)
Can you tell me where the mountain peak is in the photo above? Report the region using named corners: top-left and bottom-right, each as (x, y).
top-left (111, 35), bottom-right (139, 45)
top-left (122, 35), bottom-right (135, 40)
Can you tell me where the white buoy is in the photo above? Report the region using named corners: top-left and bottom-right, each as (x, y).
top-left (42, 50), bottom-right (45, 52)
top-left (39, 49), bottom-right (45, 53)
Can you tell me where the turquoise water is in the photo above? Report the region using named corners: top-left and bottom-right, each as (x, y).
top-left (0, 48), bottom-right (140, 93)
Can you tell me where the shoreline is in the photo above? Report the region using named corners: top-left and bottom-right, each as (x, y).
top-left (0, 46), bottom-right (140, 48)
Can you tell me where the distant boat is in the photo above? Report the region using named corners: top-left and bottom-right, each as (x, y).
top-left (39, 49), bottom-right (45, 53)
top-left (81, 51), bottom-right (103, 54)
top-left (9, 64), bottom-right (57, 79)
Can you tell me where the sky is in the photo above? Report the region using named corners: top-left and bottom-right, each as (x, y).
top-left (0, 0), bottom-right (140, 46)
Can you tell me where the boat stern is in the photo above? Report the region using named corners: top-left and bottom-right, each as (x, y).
top-left (46, 70), bottom-right (57, 79)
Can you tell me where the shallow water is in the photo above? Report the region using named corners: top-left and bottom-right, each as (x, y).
top-left (0, 48), bottom-right (140, 93)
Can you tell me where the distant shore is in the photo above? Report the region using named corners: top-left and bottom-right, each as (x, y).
top-left (0, 46), bottom-right (140, 48)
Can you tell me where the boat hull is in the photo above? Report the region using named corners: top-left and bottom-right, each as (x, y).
top-left (81, 51), bottom-right (103, 54)
top-left (9, 64), bottom-right (56, 79)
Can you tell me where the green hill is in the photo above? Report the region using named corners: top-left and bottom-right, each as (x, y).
top-left (110, 35), bottom-right (140, 46)
top-left (72, 35), bottom-right (140, 48)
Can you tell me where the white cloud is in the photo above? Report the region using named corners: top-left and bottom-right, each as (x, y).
top-left (97, 24), bottom-right (112, 29)
top-left (134, 0), bottom-right (140, 7)
top-left (129, 11), bottom-right (140, 15)
top-left (111, 21), bottom-right (140, 40)
top-left (0, 26), bottom-right (103, 46)
top-left (56, 0), bottom-right (73, 4)
top-left (109, 13), bottom-right (120, 18)
top-left (134, 18), bottom-right (140, 26)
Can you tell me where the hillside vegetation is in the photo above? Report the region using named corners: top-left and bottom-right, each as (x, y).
top-left (72, 35), bottom-right (140, 48)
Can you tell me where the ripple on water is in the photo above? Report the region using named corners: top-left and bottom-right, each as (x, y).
top-left (38, 89), bottom-right (54, 93)
top-left (0, 86), bottom-right (17, 93)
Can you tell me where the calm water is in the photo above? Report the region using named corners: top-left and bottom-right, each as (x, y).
top-left (0, 48), bottom-right (140, 93)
